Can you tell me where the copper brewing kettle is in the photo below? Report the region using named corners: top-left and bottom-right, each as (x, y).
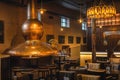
top-left (8, 0), bottom-right (58, 57)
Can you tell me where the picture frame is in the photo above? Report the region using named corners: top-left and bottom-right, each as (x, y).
top-left (68, 36), bottom-right (73, 44)
top-left (76, 37), bottom-right (81, 44)
top-left (46, 34), bottom-right (54, 43)
top-left (0, 20), bottom-right (4, 43)
top-left (83, 37), bottom-right (86, 44)
top-left (58, 35), bottom-right (65, 44)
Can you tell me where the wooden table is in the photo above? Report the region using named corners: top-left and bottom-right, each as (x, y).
top-left (12, 68), bottom-right (35, 80)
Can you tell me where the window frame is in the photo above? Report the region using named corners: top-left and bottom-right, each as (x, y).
top-left (82, 22), bottom-right (87, 30)
top-left (61, 16), bottom-right (70, 28)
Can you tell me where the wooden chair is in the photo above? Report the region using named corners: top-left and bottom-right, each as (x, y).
top-left (37, 67), bottom-right (50, 80)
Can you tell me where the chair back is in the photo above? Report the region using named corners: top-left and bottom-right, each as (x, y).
top-left (88, 63), bottom-right (100, 70)
top-left (81, 74), bottom-right (100, 80)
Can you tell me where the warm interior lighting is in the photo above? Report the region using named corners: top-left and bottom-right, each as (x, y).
top-left (87, 0), bottom-right (116, 18)
top-left (39, 8), bottom-right (46, 14)
top-left (78, 18), bottom-right (83, 23)
top-left (78, 5), bottom-right (83, 23)
top-left (39, 0), bottom-right (46, 15)
top-left (60, 28), bottom-right (64, 31)
top-left (87, 13), bottom-right (120, 27)
top-left (99, 26), bottom-right (102, 28)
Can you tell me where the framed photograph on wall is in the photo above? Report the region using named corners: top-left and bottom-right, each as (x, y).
top-left (46, 34), bottom-right (54, 43)
top-left (68, 36), bottom-right (73, 44)
top-left (76, 37), bottom-right (81, 44)
top-left (58, 35), bottom-right (65, 44)
top-left (83, 37), bottom-right (86, 44)
top-left (0, 20), bottom-right (4, 43)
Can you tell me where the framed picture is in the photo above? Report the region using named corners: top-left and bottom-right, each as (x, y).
top-left (68, 36), bottom-right (73, 44)
top-left (0, 20), bottom-right (4, 43)
top-left (46, 34), bottom-right (54, 43)
top-left (83, 37), bottom-right (86, 44)
top-left (58, 35), bottom-right (65, 44)
top-left (76, 37), bottom-right (81, 44)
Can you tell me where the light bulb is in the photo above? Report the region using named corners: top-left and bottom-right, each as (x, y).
top-left (78, 18), bottom-right (83, 23)
top-left (40, 10), bottom-right (44, 14)
top-left (60, 28), bottom-right (64, 31)
top-left (40, 8), bottom-right (46, 15)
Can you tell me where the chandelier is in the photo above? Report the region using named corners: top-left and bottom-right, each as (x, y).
top-left (87, 0), bottom-right (116, 18)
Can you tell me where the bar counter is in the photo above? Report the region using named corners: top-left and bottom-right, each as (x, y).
top-left (80, 52), bottom-right (120, 66)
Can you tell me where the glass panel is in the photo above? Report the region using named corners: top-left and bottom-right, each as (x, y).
top-left (61, 16), bottom-right (70, 28)
top-left (61, 23), bottom-right (66, 27)
top-left (61, 18), bottom-right (66, 22)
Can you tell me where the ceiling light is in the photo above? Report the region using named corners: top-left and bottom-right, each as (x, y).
top-left (87, 0), bottom-right (116, 18)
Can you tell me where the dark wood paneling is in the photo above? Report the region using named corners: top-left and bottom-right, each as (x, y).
top-left (86, 25), bottom-right (120, 52)
top-left (10, 56), bottom-right (53, 68)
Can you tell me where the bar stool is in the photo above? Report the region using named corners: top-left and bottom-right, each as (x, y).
top-left (21, 72), bottom-right (34, 80)
top-left (59, 70), bottom-right (76, 80)
top-left (37, 67), bottom-right (50, 80)
top-left (46, 65), bottom-right (57, 80)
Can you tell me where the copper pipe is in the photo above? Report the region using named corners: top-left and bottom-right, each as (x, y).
top-left (22, 0), bottom-right (43, 40)
top-left (27, 0), bottom-right (37, 19)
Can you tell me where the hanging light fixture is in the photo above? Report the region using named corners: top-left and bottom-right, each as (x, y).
top-left (78, 5), bottom-right (83, 23)
top-left (87, 0), bottom-right (116, 18)
top-left (40, 8), bottom-right (46, 14)
top-left (39, 0), bottom-right (46, 14)
top-left (78, 18), bottom-right (83, 23)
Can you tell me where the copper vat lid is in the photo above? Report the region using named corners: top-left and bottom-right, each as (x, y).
top-left (9, 40), bottom-right (58, 57)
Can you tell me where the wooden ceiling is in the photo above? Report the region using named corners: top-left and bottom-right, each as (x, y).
top-left (1, 0), bottom-right (120, 12)
top-left (0, 0), bottom-right (120, 18)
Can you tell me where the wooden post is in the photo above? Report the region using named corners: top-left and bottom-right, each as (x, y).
top-left (91, 18), bottom-right (96, 62)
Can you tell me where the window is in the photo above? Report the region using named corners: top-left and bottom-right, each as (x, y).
top-left (82, 22), bottom-right (87, 30)
top-left (83, 37), bottom-right (86, 44)
top-left (61, 16), bottom-right (70, 28)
